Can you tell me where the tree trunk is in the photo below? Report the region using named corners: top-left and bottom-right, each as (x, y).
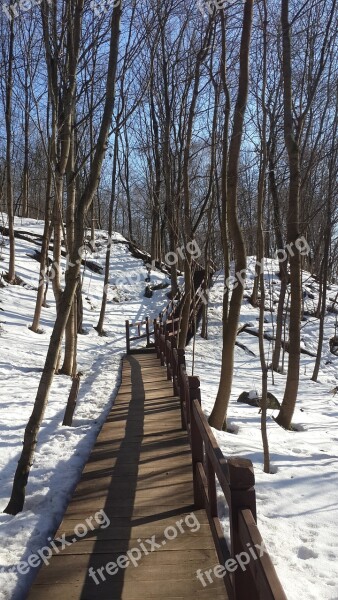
top-left (5, 13), bottom-right (15, 283)
top-left (149, 74), bottom-right (162, 264)
top-left (311, 227), bottom-right (329, 382)
top-left (61, 112), bottom-right (77, 375)
top-left (96, 121), bottom-right (120, 335)
top-left (22, 70), bottom-right (30, 219)
top-left (275, 0), bottom-right (302, 430)
top-left (30, 129), bottom-right (53, 333)
top-left (51, 174), bottom-right (64, 307)
top-left (311, 113), bottom-right (336, 381)
top-left (209, 0), bottom-right (253, 430)
top-left (178, 18), bottom-right (213, 349)
top-left (269, 138), bottom-right (288, 372)
top-left (256, 0), bottom-right (270, 473)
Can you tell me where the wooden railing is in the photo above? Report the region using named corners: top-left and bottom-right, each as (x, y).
top-left (126, 263), bottom-right (208, 354)
top-left (154, 327), bottom-right (287, 600)
top-left (125, 291), bottom-right (181, 354)
top-left (125, 317), bottom-right (154, 354)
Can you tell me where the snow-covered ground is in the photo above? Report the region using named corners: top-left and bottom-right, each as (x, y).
top-left (186, 257), bottom-right (338, 600)
top-left (0, 216), bottom-right (170, 600)
top-left (1, 218), bottom-right (338, 600)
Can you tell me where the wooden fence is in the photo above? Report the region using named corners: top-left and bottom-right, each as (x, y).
top-left (153, 325), bottom-right (287, 600)
top-left (125, 317), bottom-right (154, 354)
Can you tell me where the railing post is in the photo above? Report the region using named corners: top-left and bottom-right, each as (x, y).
top-left (179, 364), bottom-right (187, 430)
top-left (170, 337), bottom-right (177, 394)
top-left (205, 455), bottom-right (217, 518)
top-left (166, 333), bottom-right (171, 380)
top-left (160, 331), bottom-right (165, 366)
top-left (125, 320), bottom-right (130, 354)
top-left (177, 347), bottom-right (185, 379)
top-left (154, 319), bottom-right (159, 356)
top-left (228, 457), bottom-right (258, 600)
top-left (176, 351), bottom-right (186, 418)
top-left (146, 316), bottom-right (150, 346)
top-left (189, 376), bottom-right (204, 509)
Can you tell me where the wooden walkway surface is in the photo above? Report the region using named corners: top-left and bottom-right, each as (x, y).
top-left (28, 351), bottom-right (227, 599)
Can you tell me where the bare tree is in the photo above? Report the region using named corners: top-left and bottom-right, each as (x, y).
top-left (209, 0), bottom-right (254, 430)
top-left (276, 0), bottom-right (337, 429)
top-left (4, 0), bottom-right (122, 515)
top-left (4, 5), bottom-right (16, 283)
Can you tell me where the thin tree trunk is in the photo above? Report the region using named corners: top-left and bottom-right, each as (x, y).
top-left (209, 0), bottom-right (253, 430)
top-left (256, 0), bottom-right (270, 473)
top-left (269, 138), bottom-right (288, 372)
top-left (311, 228), bottom-right (329, 382)
top-left (178, 18), bottom-right (213, 349)
top-left (150, 74), bottom-right (162, 263)
top-left (22, 70), bottom-right (30, 219)
top-left (30, 128), bottom-right (53, 333)
top-left (5, 12), bottom-right (15, 283)
top-left (312, 112), bottom-right (337, 381)
top-left (275, 0), bottom-right (302, 430)
top-left (96, 121), bottom-right (120, 335)
top-left (61, 115), bottom-right (77, 375)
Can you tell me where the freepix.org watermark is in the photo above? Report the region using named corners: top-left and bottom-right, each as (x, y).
top-left (196, 540), bottom-right (268, 587)
top-left (1, 0), bottom-right (53, 21)
top-left (225, 236), bottom-right (310, 293)
top-left (90, 0), bottom-right (120, 16)
top-left (88, 512), bottom-right (201, 585)
top-left (1, 0), bottom-right (121, 21)
top-left (197, 0), bottom-right (240, 17)
top-left (1, 509), bottom-right (110, 576)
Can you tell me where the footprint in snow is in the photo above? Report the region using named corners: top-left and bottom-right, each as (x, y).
top-left (297, 546), bottom-right (319, 560)
top-left (291, 448), bottom-right (308, 455)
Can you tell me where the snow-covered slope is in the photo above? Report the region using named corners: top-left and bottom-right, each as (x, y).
top-left (186, 257), bottom-right (338, 600)
top-left (1, 218), bottom-right (338, 600)
top-left (0, 217), bottom-right (170, 600)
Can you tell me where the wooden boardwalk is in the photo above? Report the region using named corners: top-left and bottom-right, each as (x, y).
top-left (28, 351), bottom-right (227, 599)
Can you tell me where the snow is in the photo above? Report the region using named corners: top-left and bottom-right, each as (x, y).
top-left (185, 256), bottom-right (338, 600)
top-left (0, 217), bottom-right (169, 600)
top-left (1, 221), bottom-right (338, 599)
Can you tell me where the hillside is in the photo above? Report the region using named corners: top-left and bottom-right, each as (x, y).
top-left (1, 220), bottom-right (338, 599)
top-left (186, 257), bottom-right (338, 600)
top-left (0, 217), bottom-right (170, 600)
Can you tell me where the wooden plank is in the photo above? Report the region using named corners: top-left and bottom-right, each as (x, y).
top-left (69, 482), bottom-right (194, 506)
top-left (83, 454), bottom-right (192, 473)
top-left (117, 381), bottom-right (174, 392)
top-left (57, 510), bottom-right (209, 534)
top-left (47, 529), bottom-right (219, 555)
top-left (121, 375), bottom-right (172, 384)
top-left (64, 502), bottom-right (198, 520)
top-left (87, 443), bottom-right (193, 463)
top-left (28, 585), bottom-right (226, 600)
top-left (31, 548), bottom-right (223, 578)
top-left (79, 464), bottom-right (192, 482)
top-left (96, 423), bottom-right (184, 440)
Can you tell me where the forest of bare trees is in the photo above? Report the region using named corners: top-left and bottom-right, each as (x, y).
top-left (0, 0), bottom-right (338, 512)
